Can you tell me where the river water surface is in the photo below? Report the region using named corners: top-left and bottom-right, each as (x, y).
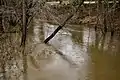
top-left (26, 20), bottom-right (120, 80)
top-left (1, 20), bottom-right (120, 80)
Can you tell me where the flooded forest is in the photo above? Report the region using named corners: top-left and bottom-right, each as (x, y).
top-left (0, 0), bottom-right (120, 80)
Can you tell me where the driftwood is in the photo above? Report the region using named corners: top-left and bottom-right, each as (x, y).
top-left (44, 0), bottom-right (85, 43)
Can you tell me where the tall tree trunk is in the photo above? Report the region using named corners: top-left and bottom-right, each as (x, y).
top-left (59, 0), bottom-right (62, 4)
top-left (21, 0), bottom-right (27, 46)
top-left (118, 1), bottom-right (120, 7)
top-left (21, 0), bottom-right (28, 80)
top-left (98, 0), bottom-right (102, 11)
top-left (0, 0), bottom-right (4, 33)
top-left (95, 0), bottom-right (102, 31)
top-left (0, 13), bottom-right (4, 33)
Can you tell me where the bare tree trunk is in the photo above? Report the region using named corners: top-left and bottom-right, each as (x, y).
top-left (0, 13), bottom-right (4, 33)
top-left (95, 0), bottom-right (102, 31)
top-left (103, 13), bottom-right (107, 33)
top-left (98, 0), bottom-right (102, 10)
top-left (118, 1), bottom-right (120, 7)
top-left (0, 1), bottom-right (4, 33)
top-left (21, 0), bottom-right (27, 46)
top-left (101, 34), bottom-right (106, 51)
top-left (59, 0), bottom-right (62, 4)
top-left (110, 0), bottom-right (116, 37)
top-left (21, 0), bottom-right (28, 80)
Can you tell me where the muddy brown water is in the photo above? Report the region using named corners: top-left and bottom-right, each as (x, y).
top-left (0, 20), bottom-right (120, 80)
top-left (27, 21), bottom-right (120, 80)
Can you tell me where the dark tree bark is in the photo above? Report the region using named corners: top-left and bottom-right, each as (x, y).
top-left (0, 12), bottom-right (4, 33)
top-left (0, 1), bottom-right (4, 33)
top-left (59, 0), bottom-right (62, 4)
top-left (44, 0), bottom-right (85, 43)
top-left (0, 13), bottom-right (4, 32)
top-left (21, 0), bottom-right (27, 46)
top-left (21, 0), bottom-right (28, 80)
top-left (103, 13), bottom-right (107, 33)
top-left (98, 0), bottom-right (102, 11)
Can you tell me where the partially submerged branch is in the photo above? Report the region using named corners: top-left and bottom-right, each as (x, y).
top-left (44, 0), bottom-right (85, 43)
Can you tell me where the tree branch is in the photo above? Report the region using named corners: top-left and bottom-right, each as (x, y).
top-left (44, 0), bottom-right (85, 43)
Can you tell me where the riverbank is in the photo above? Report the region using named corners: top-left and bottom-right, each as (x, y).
top-left (39, 4), bottom-right (120, 26)
top-left (39, 4), bottom-right (96, 25)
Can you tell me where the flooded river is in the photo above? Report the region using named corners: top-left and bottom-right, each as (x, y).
top-left (27, 20), bottom-right (120, 80)
top-left (0, 20), bottom-right (120, 80)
